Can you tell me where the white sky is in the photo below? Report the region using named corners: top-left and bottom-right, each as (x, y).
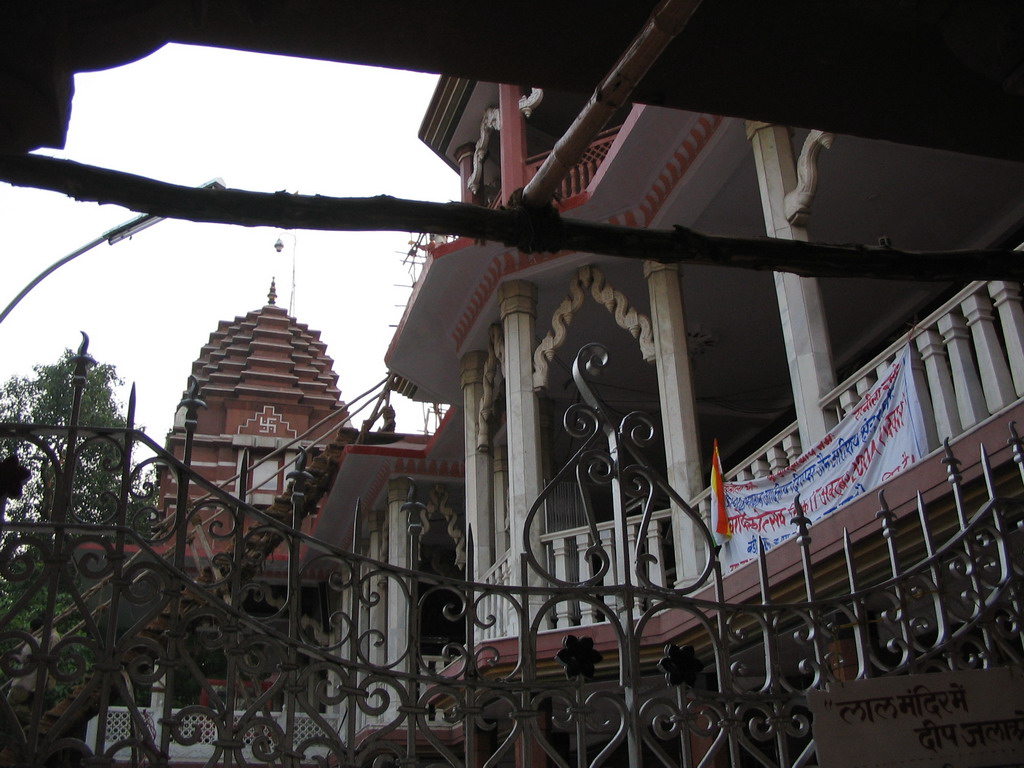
top-left (0, 44), bottom-right (458, 440)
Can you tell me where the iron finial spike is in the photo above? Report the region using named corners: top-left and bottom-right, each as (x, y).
top-left (792, 495), bottom-right (816, 602)
top-left (71, 331), bottom-right (97, 382)
top-left (126, 383), bottom-right (137, 430)
top-left (875, 490), bottom-right (901, 579)
top-left (941, 436), bottom-right (967, 527)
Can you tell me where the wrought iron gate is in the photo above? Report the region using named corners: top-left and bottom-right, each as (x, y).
top-left (0, 342), bottom-right (1021, 766)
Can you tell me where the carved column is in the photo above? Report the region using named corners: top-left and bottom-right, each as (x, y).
top-left (498, 84), bottom-right (529, 206)
top-left (643, 261), bottom-right (703, 587)
top-left (461, 351), bottom-right (494, 577)
top-left (499, 280), bottom-right (544, 583)
top-left (747, 122), bottom-right (837, 446)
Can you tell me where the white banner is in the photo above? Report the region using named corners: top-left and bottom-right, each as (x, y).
top-left (720, 345), bottom-right (928, 572)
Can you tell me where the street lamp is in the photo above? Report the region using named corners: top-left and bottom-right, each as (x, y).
top-left (0, 178), bottom-right (225, 327)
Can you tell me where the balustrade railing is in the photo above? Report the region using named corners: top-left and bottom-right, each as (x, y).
top-left (540, 507), bottom-right (675, 630)
top-left (822, 280), bottom-right (1024, 446)
top-left (488, 127), bottom-right (620, 208)
top-left (525, 127), bottom-right (619, 202)
top-left (504, 280), bottom-right (1024, 623)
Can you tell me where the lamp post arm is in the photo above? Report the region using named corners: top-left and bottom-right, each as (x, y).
top-left (0, 233), bottom-right (109, 327)
top-left (0, 178), bottom-right (223, 327)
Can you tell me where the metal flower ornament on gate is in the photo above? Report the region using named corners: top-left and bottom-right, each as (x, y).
top-left (0, 340), bottom-right (1020, 767)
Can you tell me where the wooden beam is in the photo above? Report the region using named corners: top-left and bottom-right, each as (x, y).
top-left (521, 0), bottom-right (704, 207)
top-left (2, 152), bottom-right (1023, 282)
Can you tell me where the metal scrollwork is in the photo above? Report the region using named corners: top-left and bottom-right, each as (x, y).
top-left (0, 344), bottom-right (1020, 766)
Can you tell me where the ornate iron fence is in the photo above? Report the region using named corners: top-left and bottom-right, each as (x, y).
top-left (0, 342), bottom-right (1021, 766)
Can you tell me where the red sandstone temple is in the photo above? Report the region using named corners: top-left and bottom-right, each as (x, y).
top-left (159, 280), bottom-right (347, 540)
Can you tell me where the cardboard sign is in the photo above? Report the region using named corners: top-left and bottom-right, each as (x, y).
top-left (809, 668), bottom-right (1024, 767)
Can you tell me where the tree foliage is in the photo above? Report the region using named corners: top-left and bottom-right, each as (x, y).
top-left (0, 348), bottom-right (128, 527)
top-left (0, 348), bottom-right (124, 429)
top-left (0, 350), bottom-right (129, 713)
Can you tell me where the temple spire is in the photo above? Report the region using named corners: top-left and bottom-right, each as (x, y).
top-left (268, 278), bottom-right (277, 306)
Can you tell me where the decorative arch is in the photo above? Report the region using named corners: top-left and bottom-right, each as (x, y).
top-left (533, 264), bottom-right (655, 391)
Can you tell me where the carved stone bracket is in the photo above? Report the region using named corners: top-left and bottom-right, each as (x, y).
top-left (518, 87), bottom-right (544, 118)
top-left (784, 129), bottom-right (835, 226)
top-left (468, 107), bottom-right (501, 195)
top-left (533, 265), bottom-right (656, 391)
top-left (477, 323), bottom-right (505, 452)
top-left (427, 483), bottom-right (466, 570)
top-left (467, 91), bottom-right (542, 195)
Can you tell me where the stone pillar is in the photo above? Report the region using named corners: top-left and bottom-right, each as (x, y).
top-left (499, 280), bottom-right (544, 581)
top-left (461, 351), bottom-right (494, 577)
top-left (747, 121), bottom-right (836, 446)
top-left (492, 443), bottom-right (510, 559)
top-left (385, 477), bottom-right (412, 670)
top-left (498, 84), bottom-right (528, 206)
top-left (644, 261), bottom-right (703, 587)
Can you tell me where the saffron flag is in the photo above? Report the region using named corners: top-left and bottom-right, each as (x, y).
top-left (710, 439), bottom-right (731, 546)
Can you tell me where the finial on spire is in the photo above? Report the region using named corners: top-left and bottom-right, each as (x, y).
top-left (268, 278), bottom-right (277, 306)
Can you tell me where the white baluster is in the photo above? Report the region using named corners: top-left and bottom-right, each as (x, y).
top-left (937, 310), bottom-right (988, 429)
top-left (916, 328), bottom-right (961, 441)
top-left (625, 517), bottom-right (642, 611)
top-left (767, 445), bottom-right (788, 473)
top-left (577, 535), bottom-right (597, 626)
top-left (645, 518), bottom-right (666, 588)
top-left (989, 281), bottom-right (1024, 397)
top-left (856, 373), bottom-right (877, 398)
top-left (838, 387), bottom-right (860, 419)
top-left (552, 536), bottom-right (572, 627)
top-left (750, 457), bottom-right (770, 480)
top-left (909, 344), bottom-right (939, 451)
top-left (962, 290), bottom-right (1015, 412)
top-left (599, 525), bottom-right (618, 616)
top-left (782, 432), bottom-right (802, 465)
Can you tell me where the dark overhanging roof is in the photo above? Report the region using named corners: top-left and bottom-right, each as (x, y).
top-left (3, 1), bottom-right (1024, 160)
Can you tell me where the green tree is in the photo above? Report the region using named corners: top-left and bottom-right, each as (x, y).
top-left (0, 347), bottom-right (127, 526)
top-left (0, 348), bottom-right (133, 730)
top-left (0, 348), bottom-right (124, 430)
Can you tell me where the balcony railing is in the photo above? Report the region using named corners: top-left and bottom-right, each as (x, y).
top-left (486, 127), bottom-right (620, 209)
top-left (485, 279), bottom-right (1024, 631)
top-left (688, 280), bottom-right (1024, 509)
